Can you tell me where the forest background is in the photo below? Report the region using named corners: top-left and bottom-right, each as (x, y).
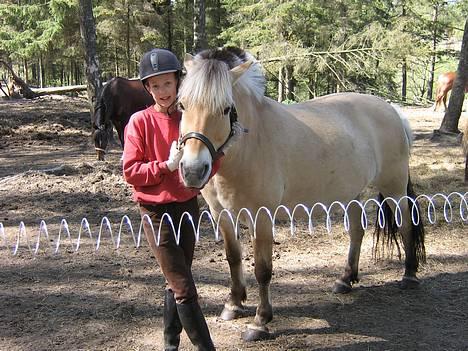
top-left (0, 0), bottom-right (467, 105)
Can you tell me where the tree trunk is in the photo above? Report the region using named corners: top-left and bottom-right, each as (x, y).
top-left (285, 65), bottom-right (295, 101)
top-left (278, 66), bottom-right (285, 102)
top-left (32, 62), bottom-right (37, 85)
top-left (193, 0), bottom-right (207, 53)
top-left (39, 54), bottom-right (44, 88)
top-left (78, 0), bottom-right (103, 113)
top-left (307, 76), bottom-right (315, 99)
top-left (184, 0), bottom-right (192, 53)
top-left (126, 1), bottom-right (131, 77)
top-left (438, 18), bottom-right (468, 134)
top-left (24, 59), bottom-right (29, 83)
top-left (114, 44), bottom-right (119, 77)
top-left (402, 59), bottom-right (407, 102)
top-left (427, 4), bottom-right (439, 100)
top-left (166, 0), bottom-right (173, 50)
top-left (212, 0), bottom-right (222, 47)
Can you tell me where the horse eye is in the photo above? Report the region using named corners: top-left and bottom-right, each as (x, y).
top-left (179, 102), bottom-right (185, 111)
top-left (223, 107), bottom-right (231, 115)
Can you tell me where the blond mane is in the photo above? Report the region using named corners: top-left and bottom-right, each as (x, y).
top-left (179, 48), bottom-right (265, 114)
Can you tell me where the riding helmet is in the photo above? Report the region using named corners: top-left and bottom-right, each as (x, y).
top-left (139, 48), bottom-right (182, 82)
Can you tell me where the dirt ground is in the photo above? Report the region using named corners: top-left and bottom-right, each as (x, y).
top-left (0, 96), bottom-right (467, 351)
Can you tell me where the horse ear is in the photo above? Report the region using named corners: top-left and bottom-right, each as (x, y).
top-left (184, 53), bottom-right (195, 71)
top-left (230, 60), bottom-right (253, 85)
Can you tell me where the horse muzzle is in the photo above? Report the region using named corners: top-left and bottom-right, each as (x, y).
top-left (180, 152), bottom-right (212, 189)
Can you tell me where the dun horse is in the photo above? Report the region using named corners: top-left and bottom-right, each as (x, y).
top-left (178, 47), bottom-right (425, 341)
top-left (92, 77), bottom-right (152, 160)
top-left (433, 71), bottom-right (468, 111)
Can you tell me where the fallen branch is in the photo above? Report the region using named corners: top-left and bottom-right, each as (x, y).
top-left (0, 60), bottom-right (37, 99)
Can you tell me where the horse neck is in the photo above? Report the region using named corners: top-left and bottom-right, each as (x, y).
top-left (220, 93), bottom-right (263, 166)
top-left (224, 94), bottom-right (284, 166)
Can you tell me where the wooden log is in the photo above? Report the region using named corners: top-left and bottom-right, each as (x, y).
top-left (32, 85), bottom-right (87, 95)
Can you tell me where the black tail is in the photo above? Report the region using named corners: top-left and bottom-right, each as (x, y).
top-left (373, 178), bottom-right (426, 266)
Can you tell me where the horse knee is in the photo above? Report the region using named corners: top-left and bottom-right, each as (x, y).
top-left (254, 264), bottom-right (272, 286)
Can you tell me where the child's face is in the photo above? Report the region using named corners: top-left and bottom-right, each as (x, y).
top-left (145, 72), bottom-right (178, 112)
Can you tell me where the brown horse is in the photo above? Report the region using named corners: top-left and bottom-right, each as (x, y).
top-left (92, 77), bottom-right (153, 160)
top-left (433, 71), bottom-right (468, 111)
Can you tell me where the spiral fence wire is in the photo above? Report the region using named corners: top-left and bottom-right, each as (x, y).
top-left (0, 192), bottom-right (466, 257)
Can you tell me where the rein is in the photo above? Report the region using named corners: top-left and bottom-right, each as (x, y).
top-left (179, 106), bottom-right (239, 161)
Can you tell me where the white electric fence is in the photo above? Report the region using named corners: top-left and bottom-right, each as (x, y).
top-left (1, 192), bottom-right (466, 257)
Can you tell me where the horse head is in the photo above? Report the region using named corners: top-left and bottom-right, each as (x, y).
top-left (93, 125), bottom-right (110, 161)
top-left (178, 48), bottom-right (254, 188)
top-left (92, 96), bottom-right (111, 161)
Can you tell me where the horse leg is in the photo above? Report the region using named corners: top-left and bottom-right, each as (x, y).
top-left (333, 200), bottom-right (365, 294)
top-left (115, 121), bottom-right (125, 148)
top-left (465, 154), bottom-right (468, 183)
top-left (443, 93), bottom-right (448, 111)
top-left (242, 217), bottom-right (273, 342)
top-left (218, 215), bottom-right (247, 321)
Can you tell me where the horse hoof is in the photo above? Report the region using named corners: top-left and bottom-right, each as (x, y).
top-left (220, 305), bottom-right (244, 321)
top-left (400, 276), bottom-right (420, 290)
top-left (241, 325), bottom-right (271, 342)
top-left (332, 279), bottom-right (352, 294)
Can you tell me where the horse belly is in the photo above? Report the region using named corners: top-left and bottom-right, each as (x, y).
top-left (282, 147), bottom-right (376, 208)
top-left (281, 94), bottom-right (407, 208)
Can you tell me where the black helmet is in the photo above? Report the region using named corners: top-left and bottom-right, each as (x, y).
top-left (139, 48), bottom-right (182, 82)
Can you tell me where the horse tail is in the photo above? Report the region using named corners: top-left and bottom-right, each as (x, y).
top-left (373, 178), bottom-right (426, 266)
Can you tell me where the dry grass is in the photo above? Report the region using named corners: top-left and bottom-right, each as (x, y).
top-left (0, 99), bottom-right (466, 351)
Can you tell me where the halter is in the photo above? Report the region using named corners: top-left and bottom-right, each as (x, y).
top-left (179, 106), bottom-right (239, 161)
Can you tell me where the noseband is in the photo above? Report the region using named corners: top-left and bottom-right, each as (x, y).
top-left (179, 107), bottom-right (239, 161)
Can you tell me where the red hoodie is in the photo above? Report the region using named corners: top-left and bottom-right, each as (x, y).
top-left (123, 106), bottom-right (219, 204)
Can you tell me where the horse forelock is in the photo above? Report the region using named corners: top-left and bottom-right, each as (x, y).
top-left (179, 58), bottom-right (233, 113)
top-left (179, 47), bottom-right (265, 112)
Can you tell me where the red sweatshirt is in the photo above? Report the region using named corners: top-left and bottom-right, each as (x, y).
top-left (123, 106), bottom-right (220, 204)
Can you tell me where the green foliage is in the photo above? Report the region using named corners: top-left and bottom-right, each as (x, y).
top-left (0, 0), bottom-right (465, 98)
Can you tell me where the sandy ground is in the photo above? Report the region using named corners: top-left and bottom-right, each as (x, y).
top-left (0, 96), bottom-right (467, 351)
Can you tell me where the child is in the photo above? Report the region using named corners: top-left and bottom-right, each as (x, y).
top-left (122, 48), bottom-right (218, 351)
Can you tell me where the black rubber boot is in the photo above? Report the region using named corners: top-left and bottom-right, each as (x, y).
top-left (163, 290), bottom-right (183, 351)
top-left (176, 301), bottom-right (215, 351)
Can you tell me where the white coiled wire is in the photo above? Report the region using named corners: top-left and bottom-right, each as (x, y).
top-left (0, 192), bottom-right (466, 257)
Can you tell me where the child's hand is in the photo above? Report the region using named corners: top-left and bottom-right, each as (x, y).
top-left (166, 141), bottom-right (184, 171)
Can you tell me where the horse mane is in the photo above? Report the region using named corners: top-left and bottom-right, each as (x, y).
top-left (179, 47), bottom-right (265, 113)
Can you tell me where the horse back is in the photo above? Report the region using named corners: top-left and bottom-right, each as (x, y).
top-left (98, 77), bottom-right (153, 143)
top-left (264, 93), bottom-right (410, 205)
top-left (107, 77), bottom-right (153, 122)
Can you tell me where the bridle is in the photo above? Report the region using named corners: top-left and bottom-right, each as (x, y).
top-left (179, 106), bottom-right (240, 161)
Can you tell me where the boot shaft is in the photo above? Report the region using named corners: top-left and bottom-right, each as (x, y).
top-left (176, 301), bottom-right (215, 351)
